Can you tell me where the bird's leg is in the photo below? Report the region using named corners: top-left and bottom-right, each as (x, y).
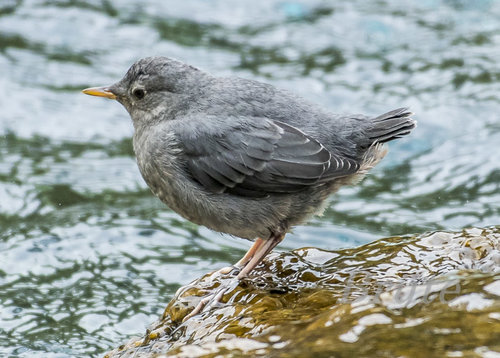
top-left (217, 237), bottom-right (264, 275)
top-left (236, 233), bottom-right (284, 279)
top-left (235, 237), bottom-right (265, 268)
top-left (183, 233), bottom-right (285, 322)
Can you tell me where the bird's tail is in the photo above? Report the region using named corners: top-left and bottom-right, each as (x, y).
top-left (368, 107), bottom-right (416, 143)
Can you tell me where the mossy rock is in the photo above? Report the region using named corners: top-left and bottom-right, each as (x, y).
top-left (105, 227), bottom-right (500, 357)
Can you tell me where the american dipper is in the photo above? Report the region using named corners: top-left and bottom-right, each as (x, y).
top-left (83, 56), bottom-right (416, 316)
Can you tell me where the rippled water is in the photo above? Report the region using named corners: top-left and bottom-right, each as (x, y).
top-left (106, 227), bottom-right (500, 357)
top-left (0, 0), bottom-right (499, 357)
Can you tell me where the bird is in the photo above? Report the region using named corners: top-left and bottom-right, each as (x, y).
top-left (83, 56), bottom-right (416, 318)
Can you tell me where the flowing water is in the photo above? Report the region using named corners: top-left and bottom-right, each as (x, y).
top-left (106, 227), bottom-right (500, 357)
top-left (0, 0), bottom-right (499, 357)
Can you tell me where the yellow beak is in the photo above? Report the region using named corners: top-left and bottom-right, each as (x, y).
top-left (82, 86), bottom-right (117, 100)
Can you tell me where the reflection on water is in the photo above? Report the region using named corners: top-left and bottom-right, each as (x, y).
top-left (0, 0), bottom-right (499, 357)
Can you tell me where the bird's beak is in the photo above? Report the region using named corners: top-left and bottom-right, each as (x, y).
top-left (82, 86), bottom-right (117, 100)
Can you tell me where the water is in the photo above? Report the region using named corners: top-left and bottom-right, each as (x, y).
top-left (0, 0), bottom-right (499, 357)
top-left (106, 228), bottom-right (500, 357)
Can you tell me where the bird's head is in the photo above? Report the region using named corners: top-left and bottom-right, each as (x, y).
top-left (83, 56), bottom-right (208, 126)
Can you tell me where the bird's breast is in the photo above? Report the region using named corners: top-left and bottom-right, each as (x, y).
top-left (133, 125), bottom-right (181, 189)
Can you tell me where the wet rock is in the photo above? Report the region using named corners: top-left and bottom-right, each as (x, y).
top-left (105, 227), bottom-right (500, 357)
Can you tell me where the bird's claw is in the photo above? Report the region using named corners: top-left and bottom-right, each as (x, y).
top-left (216, 265), bottom-right (241, 276)
top-left (182, 277), bottom-right (240, 322)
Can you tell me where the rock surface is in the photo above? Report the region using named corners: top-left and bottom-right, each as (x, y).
top-left (105, 227), bottom-right (500, 357)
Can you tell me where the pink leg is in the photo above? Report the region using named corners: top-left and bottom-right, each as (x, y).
top-left (218, 238), bottom-right (265, 274)
top-left (183, 233), bottom-right (285, 322)
top-left (236, 233), bottom-right (284, 279)
top-left (235, 237), bottom-right (265, 268)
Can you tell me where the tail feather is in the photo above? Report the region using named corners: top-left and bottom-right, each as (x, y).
top-left (368, 107), bottom-right (416, 144)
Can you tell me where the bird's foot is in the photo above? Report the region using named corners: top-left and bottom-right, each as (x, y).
top-left (182, 277), bottom-right (240, 322)
top-left (216, 264), bottom-right (241, 276)
top-left (182, 234), bottom-right (284, 322)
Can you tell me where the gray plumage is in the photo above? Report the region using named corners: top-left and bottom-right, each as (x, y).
top-left (105, 56), bottom-right (416, 240)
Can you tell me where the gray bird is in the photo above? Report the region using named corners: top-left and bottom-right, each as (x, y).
top-left (83, 56), bottom-right (415, 316)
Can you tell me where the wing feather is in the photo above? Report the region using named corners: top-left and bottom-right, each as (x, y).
top-left (180, 117), bottom-right (359, 197)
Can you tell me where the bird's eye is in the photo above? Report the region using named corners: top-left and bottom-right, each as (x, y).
top-left (132, 88), bottom-right (145, 100)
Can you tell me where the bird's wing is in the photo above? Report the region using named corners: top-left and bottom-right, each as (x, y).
top-left (179, 117), bottom-right (359, 197)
